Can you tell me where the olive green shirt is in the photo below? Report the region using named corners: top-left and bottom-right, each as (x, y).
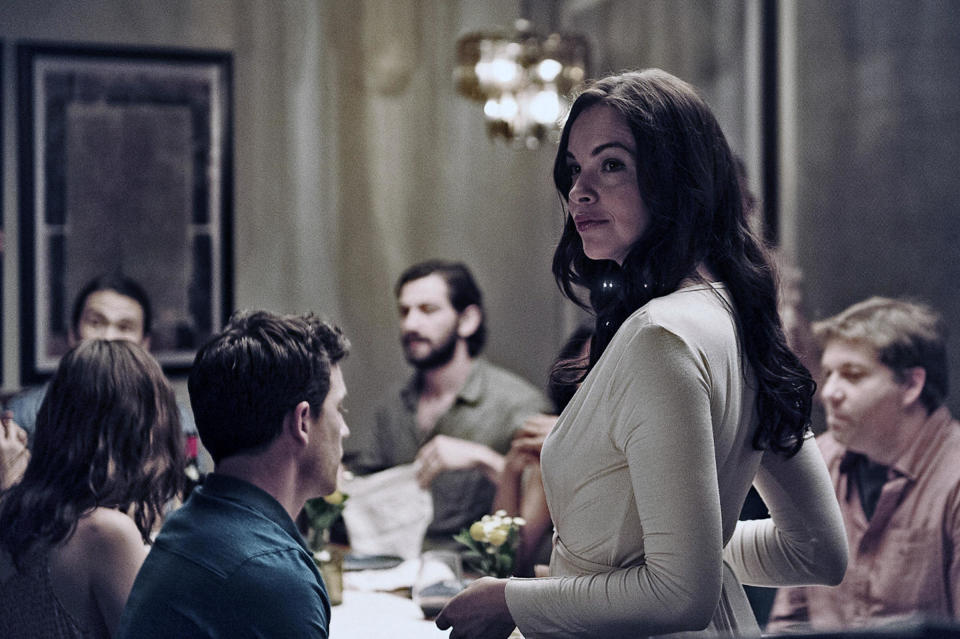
top-left (353, 358), bottom-right (549, 546)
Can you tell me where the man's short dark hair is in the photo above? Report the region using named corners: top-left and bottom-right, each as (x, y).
top-left (394, 260), bottom-right (487, 356)
top-left (72, 273), bottom-right (153, 336)
top-left (813, 296), bottom-right (949, 413)
top-left (188, 310), bottom-right (350, 464)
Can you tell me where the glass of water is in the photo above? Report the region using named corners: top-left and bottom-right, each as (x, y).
top-left (411, 549), bottom-right (463, 619)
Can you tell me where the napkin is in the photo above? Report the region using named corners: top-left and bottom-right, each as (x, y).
top-left (342, 463), bottom-right (432, 560)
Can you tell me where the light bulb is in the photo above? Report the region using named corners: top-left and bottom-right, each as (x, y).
top-left (530, 89), bottom-right (561, 124)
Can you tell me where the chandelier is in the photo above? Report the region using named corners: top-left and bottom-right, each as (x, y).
top-left (454, 19), bottom-right (590, 149)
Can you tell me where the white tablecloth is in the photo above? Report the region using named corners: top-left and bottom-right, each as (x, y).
top-left (330, 590), bottom-right (450, 638)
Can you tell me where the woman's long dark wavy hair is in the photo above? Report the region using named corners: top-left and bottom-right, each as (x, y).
top-left (0, 340), bottom-right (184, 567)
top-left (551, 69), bottom-right (814, 456)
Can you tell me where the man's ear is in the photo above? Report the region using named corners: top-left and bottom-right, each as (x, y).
top-left (901, 366), bottom-right (927, 408)
top-left (140, 334), bottom-right (152, 351)
top-left (285, 400), bottom-right (312, 446)
top-left (67, 329), bottom-right (80, 349)
top-left (457, 304), bottom-right (482, 340)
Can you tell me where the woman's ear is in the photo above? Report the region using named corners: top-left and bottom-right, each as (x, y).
top-left (457, 304), bottom-right (482, 341)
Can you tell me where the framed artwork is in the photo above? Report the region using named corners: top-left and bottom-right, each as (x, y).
top-left (1, 38), bottom-right (5, 388)
top-left (17, 42), bottom-right (233, 383)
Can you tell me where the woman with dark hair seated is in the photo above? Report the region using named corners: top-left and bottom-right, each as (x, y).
top-left (0, 339), bottom-right (183, 638)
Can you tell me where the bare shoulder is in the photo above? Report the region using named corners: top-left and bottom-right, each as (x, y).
top-left (63, 508), bottom-right (148, 574)
top-left (74, 508), bottom-right (144, 549)
top-left (49, 508), bottom-right (149, 634)
top-left (68, 509), bottom-right (148, 600)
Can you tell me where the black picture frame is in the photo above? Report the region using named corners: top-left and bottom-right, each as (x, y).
top-left (1, 38), bottom-right (5, 388)
top-left (17, 42), bottom-right (233, 383)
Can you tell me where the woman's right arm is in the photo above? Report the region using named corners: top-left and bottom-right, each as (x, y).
top-left (723, 435), bottom-right (847, 588)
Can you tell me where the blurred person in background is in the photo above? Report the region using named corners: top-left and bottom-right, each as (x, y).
top-left (767, 297), bottom-right (960, 632)
top-left (7, 272), bottom-right (207, 482)
top-left (349, 260), bottom-right (549, 550)
top-left (8, 272), bottom-right (156, 440)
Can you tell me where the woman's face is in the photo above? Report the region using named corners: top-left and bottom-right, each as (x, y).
top-left (564, 104), bottom-right (648, 265)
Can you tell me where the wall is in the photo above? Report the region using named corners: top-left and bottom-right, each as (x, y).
top-left (6, 0), bottom-right (953, 442)
top-left (320, 0), bottom-right (567, 458)
top-left (0, 1), bottom-right (570, 454)
top-left (783, 0), bottom-right (960, 415)
top-left (1, 0), bottom-right (335, 395)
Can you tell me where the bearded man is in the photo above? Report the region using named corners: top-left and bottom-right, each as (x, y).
top-left (350, 260), bottom-right (548, 550)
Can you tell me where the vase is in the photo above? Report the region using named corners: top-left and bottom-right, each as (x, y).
top-left (310, 528), bottom-right (344, 606)
top-left (314, 545), bottom-right (344, 606)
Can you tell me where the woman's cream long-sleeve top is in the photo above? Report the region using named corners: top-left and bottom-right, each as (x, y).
top-left (504, 283), bottom-right (847, 638)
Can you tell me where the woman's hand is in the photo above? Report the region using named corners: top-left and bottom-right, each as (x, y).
top-left (435, 576), bottom-right (516, 639)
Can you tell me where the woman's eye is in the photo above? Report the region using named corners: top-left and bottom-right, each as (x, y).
top-left (567, 163), bottom-right (581, 177)
top-left (602, 158), bottom-right (625, 171)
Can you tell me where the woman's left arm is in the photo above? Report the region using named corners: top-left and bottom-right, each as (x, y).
top-left (723, 436), bottom-right (847, 587)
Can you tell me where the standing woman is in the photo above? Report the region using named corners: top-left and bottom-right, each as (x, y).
top-left (0, 340), bottom-right (183, 638)
top-left (437, 69), bottom-right (847, 638)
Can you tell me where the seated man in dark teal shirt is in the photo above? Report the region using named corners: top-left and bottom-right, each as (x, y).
top-left (117, 310), bottom-right (351, 638)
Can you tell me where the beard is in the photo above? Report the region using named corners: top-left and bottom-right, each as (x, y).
top-left (403, 326), bottom-right (459, 371)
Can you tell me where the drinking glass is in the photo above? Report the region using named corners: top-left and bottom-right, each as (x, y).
top-left (411, 549), bottom-right (463, 619)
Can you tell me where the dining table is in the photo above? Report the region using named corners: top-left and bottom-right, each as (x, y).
top-left (327, 554), bottom-right (524, 638)
top-left (330, 589), bottom-right (450, 638)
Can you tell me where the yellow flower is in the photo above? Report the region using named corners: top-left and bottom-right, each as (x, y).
top-left (323, 491), bottom-right (345, 505)
top-left (487, 527), bottom-right (509, 547)
top-left (456, 510), bottom-right (528, 576)
top-left (469, 520), bottom-right (487, 542)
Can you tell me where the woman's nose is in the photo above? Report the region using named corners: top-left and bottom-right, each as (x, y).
top-left (569, 175), bottom-right (596, 204)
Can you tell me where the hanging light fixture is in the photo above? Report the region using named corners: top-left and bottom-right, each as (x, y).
top-left (454, 19), bottom-right (590, 149)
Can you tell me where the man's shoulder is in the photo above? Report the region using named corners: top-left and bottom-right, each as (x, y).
top-left (475, 359), bottom-right (544, 399)
top-left (120, 534), bottom-right (326, 639)
top-left (8, 383), bottom-right (47, 403)
top-left (922, 412), bottom-right (960, 479)
top-left (206, 534), bottom-right (329, 636)
top-left (6, 383), bottom-right (48, 434)
top-left (153, 487), bottom-right (306, 576)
